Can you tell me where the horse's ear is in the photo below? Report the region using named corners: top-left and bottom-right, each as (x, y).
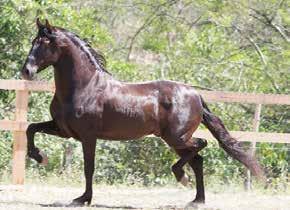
top-left (45, 19), bottom-right (53, 30)
top-left (36, 18), bottom-right (43, 29)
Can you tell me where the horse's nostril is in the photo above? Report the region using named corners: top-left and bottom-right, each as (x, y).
top-left (25, 68), bottom-right (30, 76)
top-left (21, 68), bottom-right (32, 80)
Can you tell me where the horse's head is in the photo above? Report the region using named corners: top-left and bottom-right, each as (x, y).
top-left (21, 18), bottom-right (63, 80)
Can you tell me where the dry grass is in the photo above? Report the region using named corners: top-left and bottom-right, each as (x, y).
top-left (0, 184), bottom-right (289, 210)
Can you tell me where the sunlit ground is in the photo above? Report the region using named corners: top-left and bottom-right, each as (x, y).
top-left (0, 182), bottom-right (289, 210)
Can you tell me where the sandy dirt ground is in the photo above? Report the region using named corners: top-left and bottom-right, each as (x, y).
top-left (0, 184), bottom-right (289, 210)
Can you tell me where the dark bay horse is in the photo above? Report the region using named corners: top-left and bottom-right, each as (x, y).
top-left (21, 19), bottom-right (264, 206)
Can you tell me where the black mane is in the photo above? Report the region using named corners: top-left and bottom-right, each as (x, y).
top-left (57, 27), bottom-right (110, 75)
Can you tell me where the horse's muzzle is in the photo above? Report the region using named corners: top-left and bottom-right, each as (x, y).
top-left (21, 67), bottom-right (34, 80)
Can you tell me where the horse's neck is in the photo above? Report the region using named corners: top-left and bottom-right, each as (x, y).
top-left (53, 53), bottom-right (99, 102)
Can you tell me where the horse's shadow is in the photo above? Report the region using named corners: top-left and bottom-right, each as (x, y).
top-left (40, 202), bottom-right (212, 209)
top-left (40, 202), bottom-right (192, 209)
top-left (0, 200), bottom-right (138, 209)
top-left (40, 202), bottom-right (140, 209)
top-left (0, 201), bottom-right (204, 209)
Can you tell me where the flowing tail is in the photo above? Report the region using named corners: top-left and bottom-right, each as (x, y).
top-left (200, 96), bottom-right (264, 179)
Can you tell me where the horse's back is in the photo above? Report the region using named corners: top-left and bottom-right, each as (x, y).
top-left (126, 80), bottom-right (203, 139)
top-left (123, 80), bottom-right (202, 116)
top-left (125, 80), bottom-right (200, 96)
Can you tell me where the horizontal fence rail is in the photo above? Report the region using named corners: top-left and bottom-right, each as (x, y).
top-left (1, 79), bottom-right (290, 143)
top-left (0, 79), bottom-right (290, 185)
top-left (1, 120), bottom-right (290, 143)
top-left (1, 79), bottom-right (290, 104)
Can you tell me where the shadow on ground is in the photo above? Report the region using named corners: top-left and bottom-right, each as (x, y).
top-left (0, 201), bottom-right (138, 209)
top-left (40, 202), bottom-right (212, 210)
top-left (40, 202), bottom-right (138, 209)
top-left (0, 200), bottom-right (218, 210)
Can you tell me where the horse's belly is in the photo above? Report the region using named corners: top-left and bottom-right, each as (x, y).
top-left (52, 110), bottom-right (153, 140)
top-left (100, 109), bottom-right (158, 140)
top-left (50, 97), bottom-right (159, 140)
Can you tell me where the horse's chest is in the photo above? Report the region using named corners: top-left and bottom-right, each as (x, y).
top-left (50, 98), bottom-right (102, 139)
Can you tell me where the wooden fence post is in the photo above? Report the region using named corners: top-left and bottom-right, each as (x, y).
top-left (12, 90), bottom-right (29, 185)
top-left (62, 142), bottom-right (73, 173)
top-left (245, 104), bottom-right (262, 190)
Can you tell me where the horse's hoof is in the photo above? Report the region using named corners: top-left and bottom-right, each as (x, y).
top-left (180, 174), bottom-right (189, 186)
top-left (185, 201), bottom-right (198, 209)
top-left (192, 198), bottom-right (205, 204)
top-left (67, 201), bottom-right (85, 207)
top-left (185, 200), bottom-right (205, 209)
top-left (69, 195), bottom-right (92, 207)
top-left (39, 151), bottom-right (48, 166)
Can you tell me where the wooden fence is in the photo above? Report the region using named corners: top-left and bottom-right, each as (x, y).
top-left (0, 79), bottom-right (290, 185)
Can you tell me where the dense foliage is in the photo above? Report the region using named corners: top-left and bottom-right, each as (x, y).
top-left (0, 0), bottom-right (289, 188)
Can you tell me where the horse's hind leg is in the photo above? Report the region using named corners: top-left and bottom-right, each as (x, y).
top-left (188, 154), bottom-right (205, 203)
top-left (172, 138), bottom-right (207, 186)
top-left (171, 149), bottom-right (192, 186)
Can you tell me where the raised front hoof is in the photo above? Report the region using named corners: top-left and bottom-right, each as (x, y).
top-left (28, 149), bottom-right (48, 165)
top-left (180, 174), bottom-right (189, 186)
top-left (39, 151), bottom-right (48, 166)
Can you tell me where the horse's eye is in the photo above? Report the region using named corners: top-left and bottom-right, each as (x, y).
top-left (39, 37), bottom-right (50, 45)
top-left (43, 38), bottom-right (50, 45)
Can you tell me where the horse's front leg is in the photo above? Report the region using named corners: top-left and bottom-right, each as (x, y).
top-left (70, 139), bottom-right (96, 206)
top-left (26, 120), bottom-right (66, 165)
